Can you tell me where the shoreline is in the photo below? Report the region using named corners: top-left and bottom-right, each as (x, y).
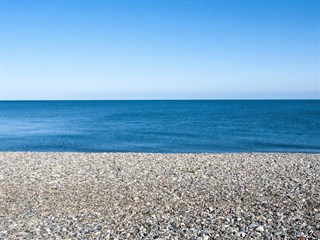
top-left (0, 152), bottom-right (319, 239)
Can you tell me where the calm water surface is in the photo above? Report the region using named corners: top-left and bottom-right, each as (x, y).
top-left (0, 100), bottom-right (319, 153)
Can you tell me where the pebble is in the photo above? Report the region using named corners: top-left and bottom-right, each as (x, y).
top-left (249, 223), bottom-right (259, 228)
top-left (256, 226), bottom-right (264, 232)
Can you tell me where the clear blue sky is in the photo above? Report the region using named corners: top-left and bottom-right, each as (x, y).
top-left (1, 0), bottom-right (319, 100)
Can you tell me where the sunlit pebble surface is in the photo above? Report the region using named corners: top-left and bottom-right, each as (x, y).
top-left (0, 153), bottom-right (319, 240)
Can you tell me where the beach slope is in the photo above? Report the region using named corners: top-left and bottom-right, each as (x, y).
top-left (0, 153), bottom-right (319, 239)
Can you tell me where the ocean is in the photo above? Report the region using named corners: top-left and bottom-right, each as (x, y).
top-left (0, 100), bottom-right (319, 153)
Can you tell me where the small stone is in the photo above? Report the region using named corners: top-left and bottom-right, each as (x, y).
top-left (249, 223), bottom-right (258, 228)
top-left (0, 231), bottom-right (8, 235)
top-left (315, 213), bottom-right (320, 221)
top-left (256, 226), bottom-right (264, 232)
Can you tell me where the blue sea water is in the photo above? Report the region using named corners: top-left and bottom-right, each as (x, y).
top-left (0, 100), bottom-right (319, 153)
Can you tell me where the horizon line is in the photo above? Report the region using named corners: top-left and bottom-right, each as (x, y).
top-left (1, 99), bottom-right (319, 101)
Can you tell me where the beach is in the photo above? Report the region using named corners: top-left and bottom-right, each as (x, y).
top-left (0, 152), bottom-right (319, 239)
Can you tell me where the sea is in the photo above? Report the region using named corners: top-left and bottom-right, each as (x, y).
top-left (0, 100), bottom-right (319, 153)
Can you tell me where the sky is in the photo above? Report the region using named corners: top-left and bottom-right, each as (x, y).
top-left (0, 0), bottom-right (319, 100)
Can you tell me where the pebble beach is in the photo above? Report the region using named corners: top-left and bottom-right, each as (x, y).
top-left (0, 152), bottom-right (319, 239)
